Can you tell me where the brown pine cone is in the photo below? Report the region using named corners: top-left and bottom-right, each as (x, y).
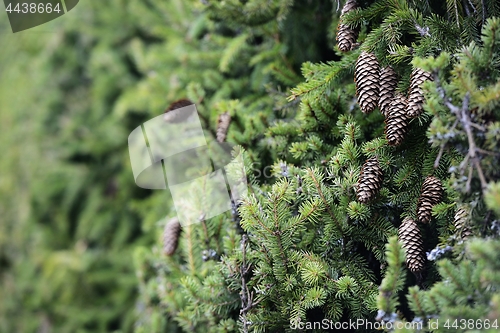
top-left (164, 99), bottom-right (195, 123)
top-left (336, 0), bottom-right (359, 52)
top-left (398, 217), bottom-right (425, 273)
top-left (355, 52), bottom-right (380, 113)
top-left (216, 112), bottom-right (231, 143)
top-left (337, 24), bottom-right (359, 52)
top-left (341, 0), bottom-right (358, 14)
top-left (356, 156), bottom-right (383, 203)
top-left (385, 94), bottom-right (409, 146)
top-left (407, 68), bottom-right (433, 118)
top-left (378, 66), bottom-right (398, 116)
top-left (417, 176), bottom-right (443, 224)
top-left (454, 204), bottom-right (473, 240)
top-left (163, 217), bottom-right (182, 256)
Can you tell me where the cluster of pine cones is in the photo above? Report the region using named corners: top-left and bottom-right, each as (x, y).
top-left (398, 176), bottom-right (442, 274)
top-left (398, 177), bottom-right (472, 274)
top-left (355, 54), bottom-right (432, 146)
top-left (337, 2), bottom-right (448, 276)
top-left (355, 161), bottom-right (447, 274)
top-left (336, 0), bottom-right (433, 146)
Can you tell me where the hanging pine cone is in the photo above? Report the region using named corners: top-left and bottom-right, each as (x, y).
top-left (216, 112), bottom-right (231, 143)
top-left (356, 157), bottom-right (383, 203)
top-left (417, 176), bottom-right (443, 224)
top-left (385, 94), bottom-right (409, 146)
top-left (355, 52), bottom-right (380, 113)
top-left (336, 0), bottom-right (359, 52)
top-left (378, 66), bottom-right (398, 116)
top-left (398, 217), bottom-right (425, 273)
top-left (164, 98), bottom-right (194, 123)
top-left (454, 205), bottom-right (473, 240)
top-left (407, 68), bottom-right (433, 118)
top-left (163, 217), bottom-right (181, 256)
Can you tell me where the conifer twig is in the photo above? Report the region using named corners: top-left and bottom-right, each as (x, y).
top-left (239, 234), bottom-right (260, 333)
top-left (462, 0), bottom-right (471, 17)
top-left (466, 164), bottom-right (473, 193)
top-left (434, 119), bottom-right (458, 168)
top-left (434, 144), bottom-right (445, 169)
top-left (306, 168), bottom-right (342, 232)
top-left (433, 74), bottom-right (488, 192)
top-left (481, 0), bottom-right (486, 24)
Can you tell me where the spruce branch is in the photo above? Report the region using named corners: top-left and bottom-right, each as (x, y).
top-left (377, 236), bottom-right (406, 322)
top-left (306, 168), bottom-right (342, 232)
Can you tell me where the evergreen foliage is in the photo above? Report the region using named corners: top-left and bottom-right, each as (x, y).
top-left (1, 0), bottom-right (500, 332)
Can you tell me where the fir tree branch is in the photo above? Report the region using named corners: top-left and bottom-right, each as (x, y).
top-left (305, 168), bottom-right (342, 232)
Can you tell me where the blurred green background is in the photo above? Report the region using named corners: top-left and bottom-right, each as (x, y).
top-left (0, 2), bottom-right (175, 332)
top-left (0, 0), bottom-right (334, 330)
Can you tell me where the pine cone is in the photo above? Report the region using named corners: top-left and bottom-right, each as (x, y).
top-left (336, 0), bottom-right (359, 52)
top-left (356, 157), bottom-right (383, 203)
top-left (216, 112), bottom-right (231, 143)
top-left (417, 176), bottom-right (443, 224)
top-left (378, 66), bottom-right (398, 116)
top-left (341, 0), bottom-right (358, 15)
top-left (407, 68), bottom-right (433, 118)
top-left (355, 52), bottom-right (380, 113)
top-left (337, 25), bottom-right (358, 52)
top-left (163, 217), bottom-right (181, 256)
top-left (454, 204), bottom-right (472, 240)
top-left (385, 94), bottom-right (409, 146)
top-left (164, 98), bottom-right (194, 123)
top-left (398, 217), bottom-right (425, 273)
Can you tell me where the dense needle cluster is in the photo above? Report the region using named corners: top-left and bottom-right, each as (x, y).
top-left (356, 157), bottom-right (383, 203)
